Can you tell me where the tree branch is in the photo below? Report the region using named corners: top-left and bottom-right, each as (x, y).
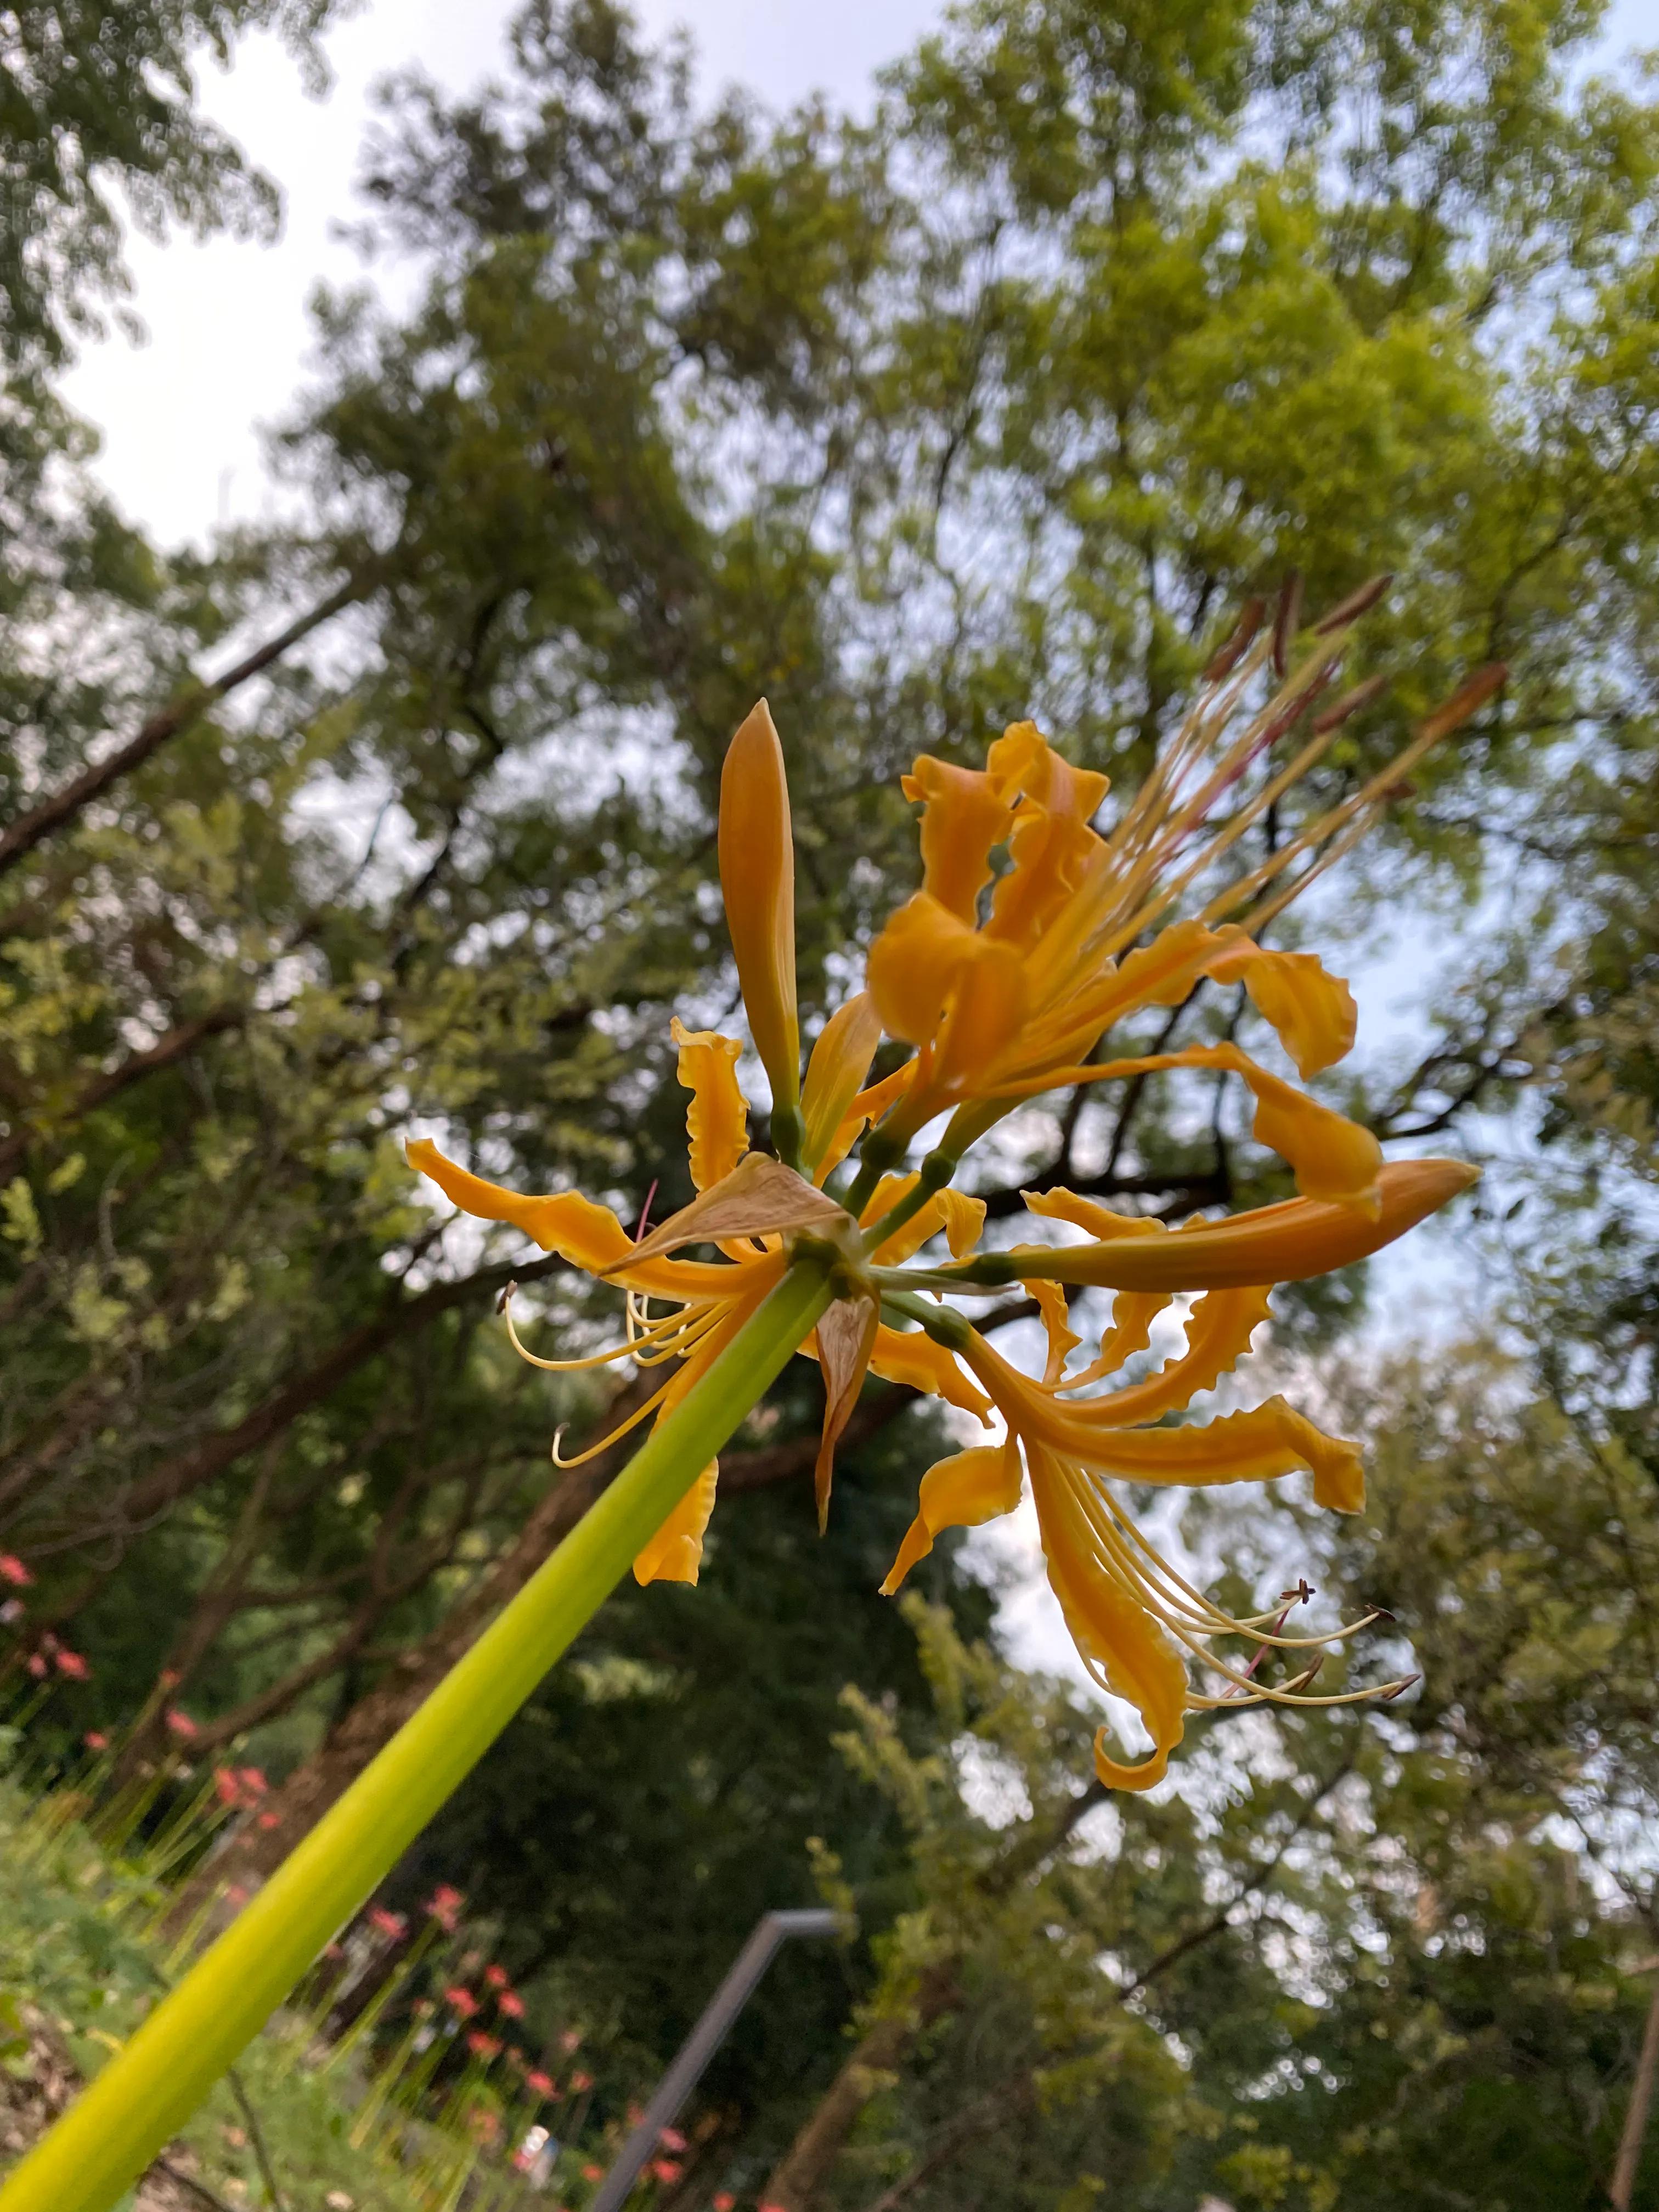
top-left (0, 568), bottom-right (378, 881)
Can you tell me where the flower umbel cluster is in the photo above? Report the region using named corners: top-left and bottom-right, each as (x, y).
top-left (411, 590), bottom-right (1494, 1791)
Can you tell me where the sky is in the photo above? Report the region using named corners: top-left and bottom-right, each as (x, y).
top-left (58, 0), bottom-right (945, 548)
top-left (60, 0), bottom-right (1656, 549)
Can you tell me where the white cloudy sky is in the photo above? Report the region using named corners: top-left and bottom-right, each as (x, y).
top-left (59, 0), bottom-right (945, 547)
top-left (63, 0), bottom-right (1656, 549)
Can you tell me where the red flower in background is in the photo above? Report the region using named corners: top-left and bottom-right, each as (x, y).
top-left (25, 1653), bottom-right (46, 1678)
top-left (658, 2126), bottom-right (687, 2152)
top-left (257, 1810), bottom-right (281, 1831)
top-left (713, 2196), bottom-right (737, 2211)
top-left (165, 1709), bottom-right (197, 1740)
top-left (426, 1883), bottom-right (465, 1931)
top-left (444, 1987), bottom-right (478, 2020)
top-left (465, 2031), bottom-right (501, 2060)
top-left (484, 1963), bottom-right (510, 1990)
top-left (569, 2070), bottom-right (592, 2092)
top-left (238, 1766), bottom-right (267, 1796)
top-left (369, 1908), bottom-right (407, 1940)
top-left (650, 2159), bottom-right (682, 2183)
top-left (213, 1768), bottom-right (241, 1807)
top-left (498, 1991), bottom-right (525, 2019)
top-left (526, 2070), bottom-right (555, 2098)
top-left (54, 1649), bottom-right (88, 1679)
top-left (0, 1555), bottom-right (31, 1587)
top-left (83, 1730), bottom-right (108, 1752)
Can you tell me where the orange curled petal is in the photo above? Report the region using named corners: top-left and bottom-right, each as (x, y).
top-left (904, 753), bottom-right (1020, 920)
top-left (881, 1438), bottom-right (1023, 1595)
top-left (408, 1137), bottom-right (757, 1300)
top-left (719, 700), bottom-right (800, 1109)
top-left (634, 1462), bottom-right (719, 1585)
top-left (863, 1177), bottom-right (988, 1267)
top-left (1092, 1289), bottom-right (1175, 1378)
top-left (1077, 1285), bottom-right (1273, 1425)
top-left (936, 1188), bottom-right (987, 1260)
top-left (1023, 1187), bottom-right (1170, 1243)
top-left (866, 893), bottom-right (981, 1046)
top-left (407, 1138), bottom-right (634, 1271)
top-left (868, 1325), bottom-right (993, 1423)
top-left (801, 992), bottom-right (883, 1171)
top-left (986, 729), bottom-right (1109, 951)
top-left (1210, 945), bottom-right (1357, 1079)
top-left (1030, 1450), bottom-right (1187, 1790)
top-left (671, 1018), bottom-right (748, 1192)
top-left (1065, 1395), bottom-right (1365, 1513)
top-left (1030, 1279), bottom-right (1081, 1384)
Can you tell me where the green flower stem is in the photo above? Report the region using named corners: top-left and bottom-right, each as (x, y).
top-left (877, 1289), bottom-right (974, 1352)
top-left (859, 1146), bottom-right (958, 1255)
top-left (0, 1256), bottom-right (836, 2212)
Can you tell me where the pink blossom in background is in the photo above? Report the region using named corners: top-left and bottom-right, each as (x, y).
top-left (257, 1810), bottom-right (281, 1830)
top-left (444, 1986), bottom-right (478, 2019)
top-left (465, 2030), bottom-right (501, 2059)
top-left (568, 2070), bottom-right (592, 2092)
top-left (83, 1730), bottom-right (108, 1751)
top-left (54, 1649), bottom-right (88, 1679)
top-left (238, 1766), bottom-right (267, 1795)
top-left (713, 2195), bottom-right (737, 2210)
top-left (369, 1908), bottom-right (407, 1940)
top-left (165, 1709), bottom-right (197, 1739)
top-left (559, 2027), bottom-right (582, 2052)
top-left (484, 1963), bottom-right (510, 1990)
top-left (0, 1555), bottom-right (32, 1587)
top-left (498, 1991), bottom-right (525, 2019)
top-left (650, 2159), bottom-right (682, 2183)
top-left (26, 1653), bottom-right (46, 1678)
top-left (526, 2069), bottom-right (555, 2097)
top-left (658, 2125), bottom-right (687, 2152)
top-left (213, 1768), bottom-right (241, 1807)
top-left (426, 1883), bottom-right (465, 1930)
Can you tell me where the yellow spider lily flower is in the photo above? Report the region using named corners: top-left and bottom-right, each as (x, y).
top-left (407, 637), bottom-right (1487, 1791)
top-left (863, 641), bottom-right (1504, 1198)
top-left (880, 1277), bottom-right (1398, 1791)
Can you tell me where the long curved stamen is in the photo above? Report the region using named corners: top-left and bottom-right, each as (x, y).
top-left (501, 1295), bottom-right (705, 1374)
top-left (1046, 1453), bottom-right (1397, 1714)
top-left (629, 1307), bottom-right (726, 1368)
top-left (550, 1379), bottom-right (675, 1467)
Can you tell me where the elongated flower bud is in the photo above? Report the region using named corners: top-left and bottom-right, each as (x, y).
top-left (719, 701), bottom-right (802, 1140)
top-left (999, 1159), bottom-right (1477, 1291)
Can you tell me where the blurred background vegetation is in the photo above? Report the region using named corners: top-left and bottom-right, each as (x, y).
top-left (2, 1), bottom-right (1659, 2206)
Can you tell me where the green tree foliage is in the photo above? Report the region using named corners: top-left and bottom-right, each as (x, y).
top-left (0, 0), bottom-right (340, 371)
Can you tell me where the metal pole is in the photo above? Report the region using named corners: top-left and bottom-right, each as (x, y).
top-left (586, 1908), bottom-right (843, 2212)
